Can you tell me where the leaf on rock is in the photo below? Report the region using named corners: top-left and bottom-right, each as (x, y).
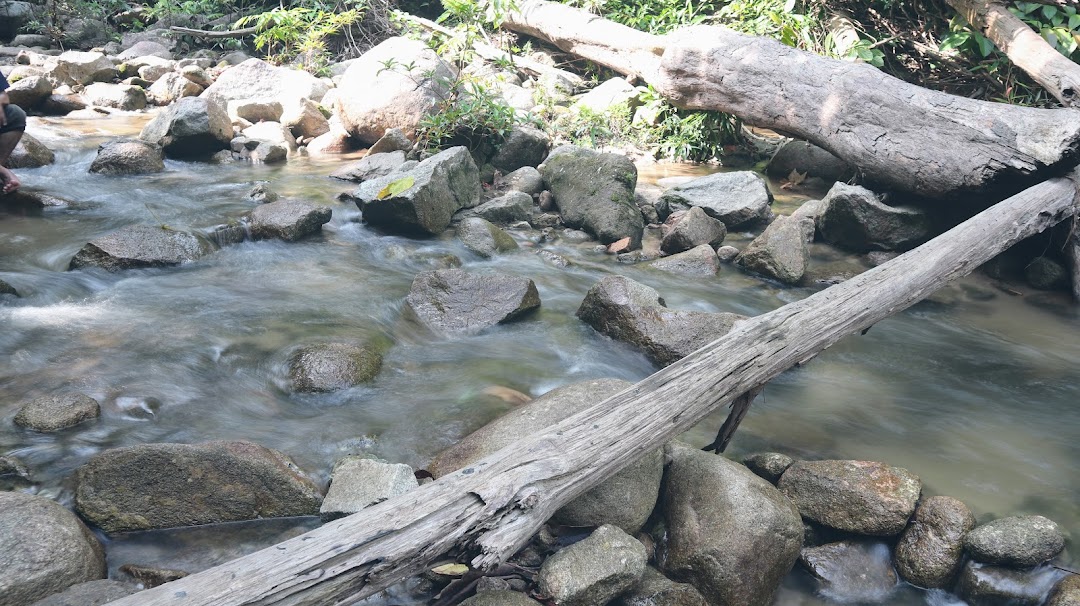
top-left (376, 176), bottom-right (415, 200)
top-left (431, 563), bottom-right (469, 576)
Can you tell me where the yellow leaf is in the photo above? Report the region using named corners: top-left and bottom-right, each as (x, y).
top-left (786, 169), bottom-right (807, 186)
top-left (431, 563), bottom-right (469, 576)
top-left (376, 176), bottom-right (415, 200)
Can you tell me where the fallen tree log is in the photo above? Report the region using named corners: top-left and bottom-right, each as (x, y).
top-left (503, 0), bottom-right (1080, 201)
top-left (103, 172), bottom-right (1079, 606)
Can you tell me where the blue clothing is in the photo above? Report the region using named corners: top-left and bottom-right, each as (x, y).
top-left (1, 71), bottom-right (25, 134)
top-left (0, 71), bottom-right (8, 92)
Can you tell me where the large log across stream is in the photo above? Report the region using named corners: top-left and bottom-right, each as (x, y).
top-left (102, 172), bottom-right (1079, 606)
top-left (503, 0), bottom-right (1080, 200)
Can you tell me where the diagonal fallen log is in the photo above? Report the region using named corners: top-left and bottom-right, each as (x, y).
top-left (103, 171), bottom-right (1078, 606)
top-left (502, 0), bottom-right (1080, 200)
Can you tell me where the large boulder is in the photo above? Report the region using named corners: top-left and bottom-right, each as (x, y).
top-left (427, 378), bottom-right (661, 534)
top-left (5, 75), bottom-right (52, 109)
top-left (660, 207), bottom-right (726, 255)
top-left (539, 145), bottom-right (643, 248)
top-left (88, 138), bottom-right (165, 175)
top-left (227, 99), bottom-right (283, 123)
top-left (82, 83), bottom-right (147, 111)
top-left (489, 125), bottom-right (551, 173)
top-left (249, 199), bottom-right (332, 242)
top-left (735, 214), bottom-right (816, 284)
top-left (657, 171), bottom-right (772, 228)
top-left (335, 37), bottom-right (456, 144)
top-left (576, 275), bottom-right (743, 367)
top-left (68, 225), bottom-right (211, 271)
top-left (46, 51), bottom-right (116, 86)
top-left (538, 524), bottom-right (647, 606)
top-left (74, 440), bottom-right (323, 533)
top-left (661, 443), bottom-right (803, 606)
top-left (799, 540), bottom-right (897, 603)
top-left (964, 515), bottom-right (1065, 567)
top-left (766, 140), bottom-right (855, 184)
top-left (817, 182), bottom-right (932, 252)
top-left (460, 191), bottom-right (533, 224)
top-left (457, 217), bottom-right (519, 258)
top-left (356, 146), bottom-right (480, 235)
top-left (320, 456), bottom-right (418, 521)
top-left (404, 269), bottom-right (540, 335)
top-left (14, 393), bottom-right (100, 432)
top-left (777, 459), bottom-right (921, 536)
top-left (139, 96), bottom-right (232, 158)
top-left (287, 341), bottom-right (382, 393)
top-left (27, 580), bottom-right (138, 606)
top-left (202, 58), bottom-right (329, 103)
top-left (0, 1), bottom-right (34, 40)
top-left (6, 132), bottom-right (55, 168)
top-left (615, 567), bottom-right (707, 606)
top-left (281, 96), bottom-right (330, 139)
top-left (0, 492), bottom-right (106, 606)
top-left (649, 244), bottom-right (720, 277)
top-left (148, 72), bottom-right (203, 105)
top-left (894, 496), bottom-right (975, 588)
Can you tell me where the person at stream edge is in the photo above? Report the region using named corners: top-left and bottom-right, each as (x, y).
top-left (0, 71), bottom-right (27, 194)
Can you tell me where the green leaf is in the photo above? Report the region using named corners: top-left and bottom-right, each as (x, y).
top-left (977, 35), bottom-right (995, 58)
top-left (1043, 5), bottom-right (1058, 20)
top-left (376, 176), bottom-right (415, 199)
top-left (1070, 14), bottom-right (1080, 29)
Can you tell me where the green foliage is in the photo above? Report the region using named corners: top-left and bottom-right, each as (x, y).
top-left (234, 2), bottom-right (365, 69)
top-left (415, 78), bottom-right (518, 153)
top-left (1010, 2), bottom-right (1080, 60)
top-left (144, 0), bottom-right (243, 21)
top-left (578, 0), bottom-right (721, 34)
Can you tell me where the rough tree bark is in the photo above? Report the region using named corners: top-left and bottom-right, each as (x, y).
top-left (945, 0), bottom-right (1080, 107)
top-left (503, 0), bottom-right (1080, 201)
top-left (102, 173), bottom-right (1079, 606)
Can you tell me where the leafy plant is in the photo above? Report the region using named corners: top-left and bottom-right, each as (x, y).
top-left (234, 1), bottom-right (365, 68)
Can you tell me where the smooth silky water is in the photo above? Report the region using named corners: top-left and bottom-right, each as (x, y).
top-left (1, 114), bottom-right (1077, 605)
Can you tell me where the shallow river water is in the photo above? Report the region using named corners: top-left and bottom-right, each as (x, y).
top-left (1, 113), bottom-right (1078, 605)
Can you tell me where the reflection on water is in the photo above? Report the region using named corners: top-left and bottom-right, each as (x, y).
top-left (2, 114), bottom-right (1078, 605)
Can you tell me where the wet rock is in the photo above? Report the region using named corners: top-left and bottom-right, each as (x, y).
top-left (0, 492), bottom-right (106, 606)
top-left (462, 191), bottom-right (533, 224)
top-left (331, 151), bottom-right (408, 183)
top-left (894, 495), bottom-right (975, 588)
top-left (320, 456), bottom-right (418, 521)
top-left (490, 125), bottom-right (551, 173)
top-left (117, 564), bottom-right (187, 588)
top-left (26, 580), bottom-right (138, 606)
top-left (14, 393), bottom-right (100, 432)
top-left (460, 590), bottom-right (542, 606)
top-left (202, 58), bottom-right (328, 104)
top-left (0, 278), bottom-right (19, 297)
top-left (227, 99), bottom-right (283, 123)
top-left (817, 183), bottom-right (932, 252)
top-left (956, 561), bottom-right (1063, 606)
top-left (616, 567), bottom-right (707, 606)
top-left (458, 217), bottom-right (519, 258)
top-left (540, 145), bottom-right (644, 248)
top-left (538, 524), bottom-right (647, 606)
top-left (140, 96), bottom-right (231, 158)
top-left (537, 249), bottom-right (571, 268)
top-left (357, 146), bottom-right (480, 235)
top-left (778, 459), bottom-right (921, 536)
top-left (82, 83), bottom-right (146, 111)
top-left (48, 51), bottom-right (116, 86)
top-left (5, 74), bottom-right (52, 109)
top-left (282, 97), bottom-right (329, 140)
top-left (404, 269), bottom-right (540, 335)
top-left (147, 72), bottom-right (202, 105)
top-left (660, 207), bottom-right (726, 254)
top-left (661, 443), bottom-right (803, 606)
top-left (41, 93), bottom-right (87, 116)
top-left (7, 132), bottom-right (56, 168)
top-left (657, 171), bottom-right (772, 228)
top-left (576, 275), bottom-right (743, 367)
top-left (553, 449), bottom-right (663, 532)
top-left (766, 140), bottom-right (855, 184)
top-left (715, 245), bottom-right (739, 262)
top-left (336, 37), bottom-right (455, 144)
top-left (742, 452), bottom-right (794, 485)
top-left (964, 515), bottom-right (1064, 567)
top-left (249, 199), bottom-right (332, 242)
top-left (242, 121), bottom-right (297, 155)
top-left (1025, 257), bottom-right (1068, 290)
top-left (800, 540), bottom-right (897, 603)
top-left (367, 127), bottom-right (413, 156)
top-left (736, 214), bottom-right (816, 284)
top-left (1047, 575), bottom-right (1080, 606)
top-left (288, 341), bottom-right (382, 392)
top-left (649, 244), bottom-right (720, 276)
top-left (0, 190), bottom-right (70, 208)
top-left (0, 455), bottom-right (30, 479)
top-left (74, 440), bottom-right (323, 533)
top-left (88, 138), bottom-right (164, 175)
top-left (69, 225), bottom-right (211, 272)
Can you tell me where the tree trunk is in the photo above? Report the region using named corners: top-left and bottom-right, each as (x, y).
top-left (502, 1), bottom-right (1080, 201)
top-left (103, 172), bottom-right (1079, 606)
top-left (945, 0), bottom-right (1080, 107)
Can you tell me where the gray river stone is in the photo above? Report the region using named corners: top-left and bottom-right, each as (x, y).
top-left (964, 515), bottom-right (1065, 567)
top-left (742, 452), bottom-right (794, 485)
top-left (458, 217), bottom-right (519, 258)
top-left (117, 564), bottom-right (187, 588)
top-left (6, 75), bottom-right (52, 110)
top-left (320, 456), bottom-right (418, 521)
top-left (778, 459), bottom-right (921, 536)
top-left (538, 524), bottom-right (647, 606)
top-left (766, 139), bottom-right (855, 183)
top-left (139, 96), bottom-right (231, 158)
top-left (14, 393), bottom-right (101, 432)
top-left (8, 132), bottom-right (56, 168)
top-left (27, 580), bottom-right (139, 606)
top-left (249, 199), bottom-right (332, 242)
top-left (894, 495), bottom-right (975, 588)
top-left (0, 278), bottom-right (18, 297)
top-left (88, 138), bottom-right (164, 175)
top-left (428, 378), bottom-right (662, 534)
top-left (660, 207), bottom-right (726, 254)
top-left (490, 125), bottom-right (551, 173)
top-left (817, 182), bottom-right (932, 252)
top-left (288, 341), bottom-right (382, 393)
top-left (1025, 256), bottom-right (1068, 290)
top-left (461, 191), bottom-right (534, 224)
top-left (956, 561), bottom-right (1063, 606)
top-left (74, 440), bottom-right (323, 533)
top-left (615, 567), bottom-right (707, 606)
top-left (576, 275), bottom-right (743, 367)
top-left (736, 214), bottom-right (815, 285)
top-left (1047, 575), bottom-right (1080, 606)
top-left (329, 150), bottom-right (407, 183)
top-left (404, 269), bottom-right (540, 335)
top-left (366, 128), bottom-right (413, 156)
top-left (661, 443), bottom-right (803, 606)
top-left (649, 244), bottom-right (720, 277)
top-left (357, 146), bottom-right (480, 235)
top-left (0, 492), bottom-right (106, 606)
top-left (799, 540), bottom-right (897, 603)
top-left (501, 166), bottom-right (544, 196)
top-left (657, 171), bottom-right (772, 228)
top-left (68, 225), bottom-right (211, 271)
top-left (460, 590), bottom-right (542, 606)
top-left (540, 145), bottom-right (643, 248)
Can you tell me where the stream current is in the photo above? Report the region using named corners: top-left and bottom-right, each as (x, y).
top-left (1, 113), bottom-right (1078, 605)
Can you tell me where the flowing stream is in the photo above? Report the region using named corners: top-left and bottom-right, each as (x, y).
top-left (1, 113), bottom-right (1078, 605)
